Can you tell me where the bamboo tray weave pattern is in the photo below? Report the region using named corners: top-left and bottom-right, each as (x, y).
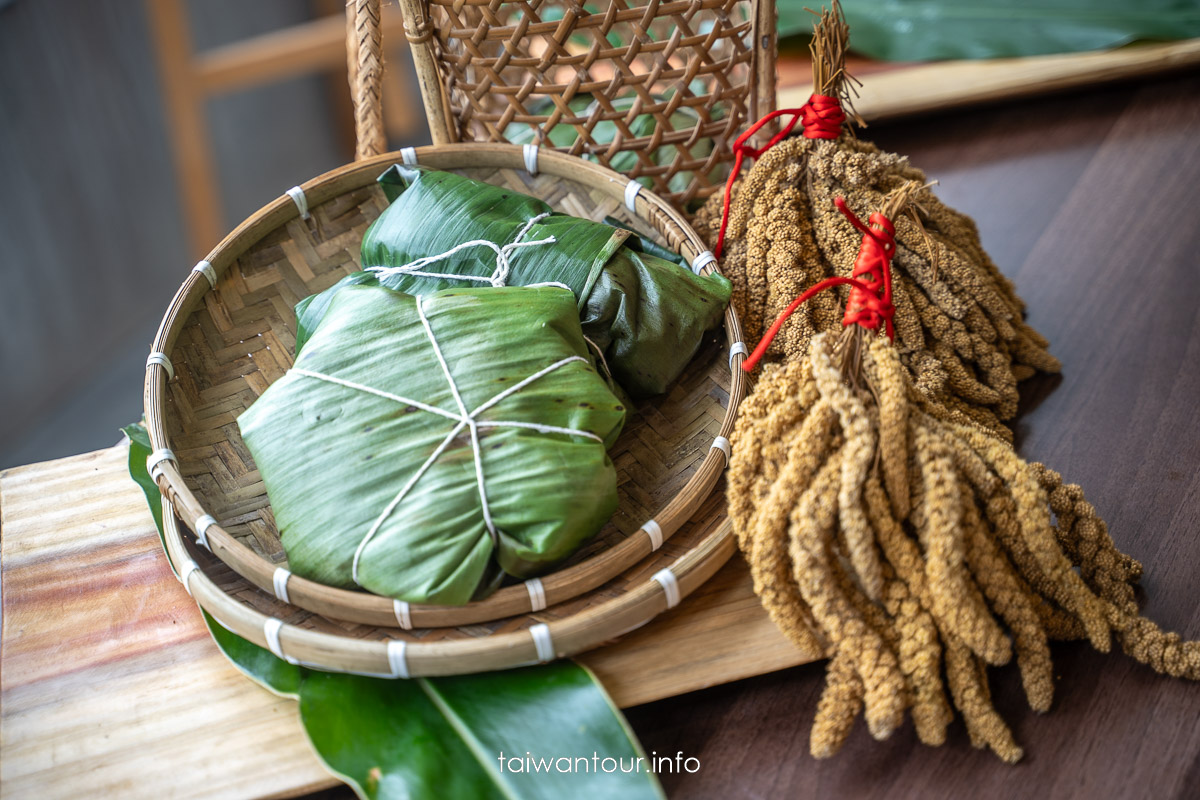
top-left (144, 144), bottom-right (747, 673)
top-left (159, 470), bottom-right (736, 677)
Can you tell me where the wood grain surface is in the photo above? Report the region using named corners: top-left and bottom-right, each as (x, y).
top-left (0, 445), bottom-right (817, 800)
top-left (620, 71), bottom-right (1200, 800)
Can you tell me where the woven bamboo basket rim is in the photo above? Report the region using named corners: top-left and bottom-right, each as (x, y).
top-left (160, 488), bottom-right (735, 677)
top-left (143, 142), bottom-right (748, 629)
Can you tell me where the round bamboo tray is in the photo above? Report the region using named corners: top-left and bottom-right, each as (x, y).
top-left (144, 143), bottom-right (748, 632)
top-left (160, 463), bottom-right (736, 677)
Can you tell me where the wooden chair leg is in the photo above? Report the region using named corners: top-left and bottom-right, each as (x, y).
top-left (144, 0), bottom-right (224, 259)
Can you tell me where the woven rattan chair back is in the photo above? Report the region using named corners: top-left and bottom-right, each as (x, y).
top-left (396, 0), bottom-right (777, 211)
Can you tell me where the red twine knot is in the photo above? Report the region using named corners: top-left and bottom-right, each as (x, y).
top-left (739, 197), bottom-right (897, 373)
top-left (714, 97), bottom-right (846, 258)
top-left (836, 197), bottom-right (896, 340)
top-left (801, 94), bottom-right (846, 139)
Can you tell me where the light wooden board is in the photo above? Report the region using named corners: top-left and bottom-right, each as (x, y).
top-left (0, 445), bottom-right (819, 800)
top-left (779, 39), bottom-right (1200, 121)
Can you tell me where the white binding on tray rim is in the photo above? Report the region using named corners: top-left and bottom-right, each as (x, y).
top-left (523, 144), bottom-right (539, 176)
top-left (193, 260), bottom-right (216, 288)
top-left (530, 622), bottom-right (554, 662)
top-left (400, 146), bottom-right (418, 166)
top-left (642, 519), bottom-right (663, 551)
top-left (691, 250), bottom-right (716, 275)
top-left (525, 577), bottom-right (547, 612)
top-left (286, 186), bottom-right (310, 220)
top-left (387, 639), bottom-right (409, 678)
top-left (711, 435), bottom-right (731, 462)
top-left (652, 567), bottom-right (681, 609)
top-left (263, 618), bottom-right (299, 664)
top-left (728, 341), bottom-right (747, 369)
top-left (194, 513), bottom-right (217, 552)
top-left (272, 567), bottom-right (292, 604)
top-left (146, 351), bottom-right (174, 381)
top-left (393, 599), bottom-right (413, 629)
top-left (179, 559), bottom-right (200, 596)
top-left (624, 180), bottom-right (642, 213)
top-left (146, 448), bottom-right (176, 480)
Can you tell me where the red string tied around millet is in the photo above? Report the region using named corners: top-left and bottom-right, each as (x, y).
top-left (800, 93), bottom-right (846, 139)
top-left (740, 197), bottom-right (897, 373)
top-left (835, 196), bottom-right (896, 340)
top-left (714, 94), bottom-right (846, 258)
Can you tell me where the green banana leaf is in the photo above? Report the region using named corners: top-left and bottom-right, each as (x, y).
top-left (124, 422), bottom-right (663, 800)
top-left (778, 1), bottom-right (1200, 62)
top-left (603, 216), bottom-right (689, 268)
top-left (301, 666), bottom-right (662, 800)
top-left (241, 285), bottom-right (626, 605)
top-left (204, 610), bottom-right (303, 697)
top-left (333, 165), bottom-right (731, 399)
top-left (122, 422), bottom-right (165, 555)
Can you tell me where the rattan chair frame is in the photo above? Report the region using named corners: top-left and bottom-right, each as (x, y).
top-left (396, 0), bottom-right (778, 211)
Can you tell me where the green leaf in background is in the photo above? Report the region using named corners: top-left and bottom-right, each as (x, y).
top-left (504, 93), bottom-right (719, 196)
top-left (778, 1), bottom-right (1200, 62)
top-left (124, 421), bottom-right (663, 800)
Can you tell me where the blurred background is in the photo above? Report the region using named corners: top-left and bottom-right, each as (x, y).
top-left (0, 0), bottom-right (428, 469)
top-left (1, 0), bottom-right (1197, 470)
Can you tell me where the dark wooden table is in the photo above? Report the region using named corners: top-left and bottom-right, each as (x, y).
top-left (621, 72), bottom-right (1200, 799)
top-left (304, 72), bottom-right (1200, 800)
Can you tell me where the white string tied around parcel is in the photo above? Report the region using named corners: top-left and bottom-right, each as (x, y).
top-left (364, 212), bottom-right (555, 288)
top-left (289, 296), bottom-right (603, 587)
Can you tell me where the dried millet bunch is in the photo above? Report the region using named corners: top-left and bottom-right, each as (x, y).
top-left (694, 6), bottom-right (1059, 438)
top-left (730, 328), bottom-right (1200, 763)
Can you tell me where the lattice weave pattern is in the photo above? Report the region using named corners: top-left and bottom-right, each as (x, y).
top-left (421, 0), bottom-right (759, 208)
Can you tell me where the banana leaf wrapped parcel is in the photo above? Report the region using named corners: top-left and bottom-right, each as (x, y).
top-left (297, 165), bottom-right (732, 398)
top-left (238, 284), bottom-right (627, 605)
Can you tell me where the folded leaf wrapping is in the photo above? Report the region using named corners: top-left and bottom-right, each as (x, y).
top-left (296, 165), bottom-right (731, 398)
top-left (239, 284), bottom-right (626, 605)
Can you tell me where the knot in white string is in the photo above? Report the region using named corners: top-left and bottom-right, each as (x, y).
top-left (365, 213), bottom-right (556, 288)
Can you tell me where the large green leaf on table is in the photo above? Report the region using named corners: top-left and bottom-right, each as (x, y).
top-left (123, 423), bottom-right (663, 800)
top-left (122, 423), bottom-right (164, 550)
top-left (204, 611), bottom-right (303, 697)
top-left (302, 666), bottom-right (664, 800)
top-left (777, 1), bottom-right (1200, 62)
top-left (346, 165), bottom-right (731, 399)
top-left (241, 285), bottom-right (627, 605)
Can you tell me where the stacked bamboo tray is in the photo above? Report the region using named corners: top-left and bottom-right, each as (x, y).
top-left (145, 143), bottom-right (748, 676)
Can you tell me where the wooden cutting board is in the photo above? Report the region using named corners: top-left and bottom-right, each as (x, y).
top-left (0, 444), bottom-right (820, 800)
